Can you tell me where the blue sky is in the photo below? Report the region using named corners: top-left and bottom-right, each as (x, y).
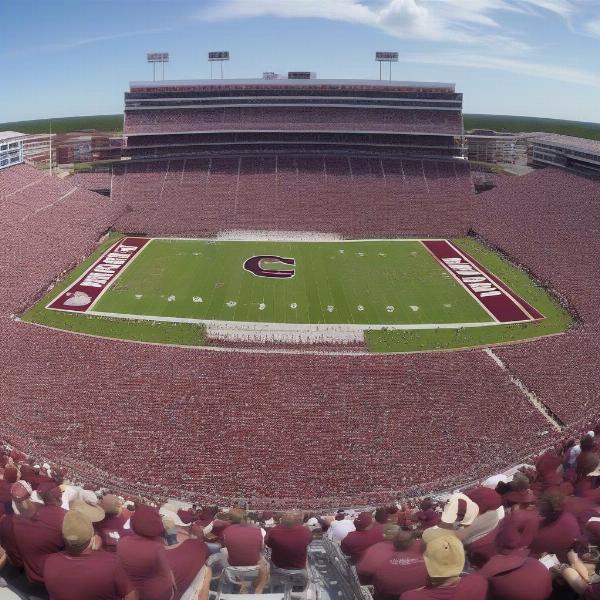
top-left (2, 0), bottom-right (600, 123)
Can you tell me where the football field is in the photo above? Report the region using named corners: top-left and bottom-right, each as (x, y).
top-left (46, 237), bottom-right (543, 329)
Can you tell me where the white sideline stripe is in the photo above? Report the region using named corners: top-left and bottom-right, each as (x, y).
top-left (153, 236), bottom-right (450, 243)
top-left (483, 348), bottom-right (562, 432)
top-left (85, 310), bottom-right (502, 331)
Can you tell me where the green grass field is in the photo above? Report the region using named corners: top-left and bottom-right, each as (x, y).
top-left (24, 235), bottom-right (573, 352)
top-left (91, 239), bottom-right (491, 326)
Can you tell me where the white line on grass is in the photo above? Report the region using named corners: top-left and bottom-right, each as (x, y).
top-left (86, 310), bottom-right (508, 331)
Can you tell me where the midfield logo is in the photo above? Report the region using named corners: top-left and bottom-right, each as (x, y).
top-left (243, 255), bottom-right (296, 279)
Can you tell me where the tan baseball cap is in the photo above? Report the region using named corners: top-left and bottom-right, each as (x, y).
top-left (63, 510), bottom-right (94, 548)
top-left (423, 533), bottom-right (465, 578)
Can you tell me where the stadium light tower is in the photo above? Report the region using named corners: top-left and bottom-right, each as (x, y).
top-left (375, 51), bottom-right (398, 81)
top-left (147, 52), bottom-right (170, 81)
top-left (208, 51), bottom-right (230, 79)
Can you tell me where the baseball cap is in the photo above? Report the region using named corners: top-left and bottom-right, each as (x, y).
top-left (353, 512), bottom-right (373, 531)
top-left (159, 503), bottom-right (189, 527)
top-left (131, 504), bottom-right (165, 538)
top-left (423, 534), bottom-right (465, 578)
top-left (63, 509), bottom-right (94, 549)
top-left (441, 493), bottom-right (479, 526)
top-left (10, 480), bottom-right (32, 501)
top-left (70, 499), bottom-right (105, 523)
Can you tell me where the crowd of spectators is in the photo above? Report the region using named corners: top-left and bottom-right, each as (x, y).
top-left (123, 107), bottom-right (463, 136)
top-left (3, 431), bottom-right (600, 599)
top-left (111, 156), bottom-right (474, 237)
top-left (0, 156), bottom-right (600, 522)
top-left (473, 168), bottom-right (600, 426)
top-left (0, 164), bottom-right (121, 316)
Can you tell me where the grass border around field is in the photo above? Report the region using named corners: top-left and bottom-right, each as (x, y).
top-left (365, 236), bottom-right (574, 353)
top-left (23, 234), bottom-right (572, 353)
top-left (21, 233), bottom-right (206, 347)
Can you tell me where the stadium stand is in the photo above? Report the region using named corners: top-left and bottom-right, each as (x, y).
top-left (123, 79), bottom-right (465, 160)
top-left (111, 156), bottom-right (474, 237)
top-left (2, 76), bottom-right (600, 598)
top-left (1, 430), bottom-right (600, 599)
top-left (473, 168), bottom-right (600, 428)
top-left (0, 164), bottom-right (122, 316)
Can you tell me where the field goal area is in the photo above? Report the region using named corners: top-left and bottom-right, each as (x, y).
top-left (46, 236), bottom-right (543, 342)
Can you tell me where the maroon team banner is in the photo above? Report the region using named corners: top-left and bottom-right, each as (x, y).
top-left (47, 237), bottom-right (150, 313)
top-left (421, 240), bottom-right (544, 323)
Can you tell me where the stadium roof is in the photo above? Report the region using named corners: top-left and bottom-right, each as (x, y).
top-left (129, 78), bottom-right (455, 91)
top-left (0, 131), bottom-right (24, 141)
top-left (529, 133), bottom-right (600, 155)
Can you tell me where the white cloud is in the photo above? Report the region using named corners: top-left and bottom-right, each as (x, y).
top-left (401, 52), bottom-right (600, 88)
top-left (197, 0), bottom-right (579, 47)
top-left (585, 17), bottom-right (600, 36)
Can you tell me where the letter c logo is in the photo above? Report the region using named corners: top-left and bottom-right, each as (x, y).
top-left (243, 255), bottom-right (295, 279)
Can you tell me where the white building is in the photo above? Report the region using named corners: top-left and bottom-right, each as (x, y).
top-left (0, 131), bottom-right (25, 170)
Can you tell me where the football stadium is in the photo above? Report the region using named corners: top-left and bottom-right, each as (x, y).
top-left (2, 12), bottom-right (600, 600)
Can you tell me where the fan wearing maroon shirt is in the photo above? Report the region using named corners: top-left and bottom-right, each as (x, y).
top-left (415, 499), bottom-right (440, 531)
top-left (13, 481), bottom-right (66, 584)
top-left (400, 531), bottom-right (488, 600)
top-left (44, 509), bottom-right (135, 600)
top-left (529, 491), bottom-right (582, 562)
top-left (0, 466), bottom-right (18, 516)
top-left (479, 522), bottom-right (552, 600)
top-left (357, 524), bottom-right (402, 585)
top-left (96, 495), bottom-right (132, 552)
top-left (372, 530), bottom-right (428, 600)
top-left (117, 504), bottom-right (209, 600)
top-left (265, 512), bottom-right (312, 569)
top-left (222, 509), bottom-right (268, 593)
top-left (341, 512), bottom-right (384, 563)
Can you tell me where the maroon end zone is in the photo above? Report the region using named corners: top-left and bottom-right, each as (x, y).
top-left (421, 240), bottom-right (544, 323)
top-left (47, 237), bottom-right (150, 313)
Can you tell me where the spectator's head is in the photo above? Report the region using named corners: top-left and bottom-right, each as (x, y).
top-left (423, 532), bottom-right (465, 580)
top-left (393, 530), bottom-right (415, 551)
top-left (228, 508), bottom-right (247, 524)
top-left (440, 493), bottom-right (478, 528)
top-left (383, 523), bottom-right (400, 540)
top-left (3, 466), bottom-right (18, 484)
top-left (100, 494), bottom-right (123, 516)
top-left (131, 504), bottom-right (165, 538)
top-left (538, 491), bottom-right (565, 523)
top-left (374, 507), bottom-right (388, 524)
top-left (63, 510), bottom-right (94, 555)
top-left (10, 480), bottom-right (35, 517)
top-left (510, 472), bottom-right (531, 492)
top-left (70, 498), bottom-right (105, 524)
top-left (577, 452), bottom-right (600, 478)
top-left (281, 512), bottom-right (303, 527)
top-left (465, 487), bottom-right (502, 515)
top-left (353, 512), bottom-right (373, 531)
top-left (420, 498), bottom-right (434, 511)
top-left (581, 435), bottom-right (595, 452)
top-left (37, 481), bottom-right (62, 506)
